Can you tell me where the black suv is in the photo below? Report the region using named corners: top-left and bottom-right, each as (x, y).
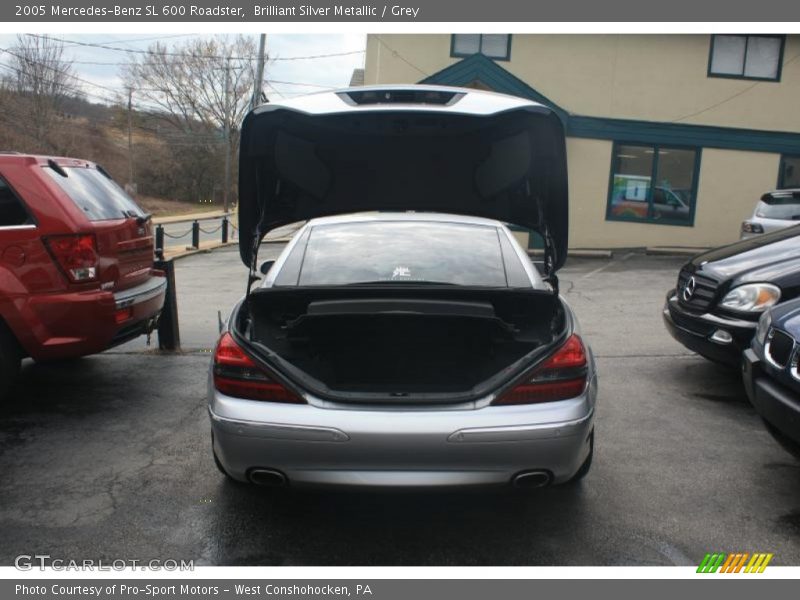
top-left (663, 225), bottom-right (800, 366)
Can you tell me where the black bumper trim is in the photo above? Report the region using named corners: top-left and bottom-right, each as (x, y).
top-left (663, 290), bottom-right (755, 366)
top-left (114, 276), bottom-right (167, 310)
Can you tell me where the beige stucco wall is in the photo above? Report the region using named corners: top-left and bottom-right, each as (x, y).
top-left (365, 34), bottom-right (800, 133)
top-left (365, 34), bottom-right (794, 249)
top-left (567, 138), bottom-right (781, 248)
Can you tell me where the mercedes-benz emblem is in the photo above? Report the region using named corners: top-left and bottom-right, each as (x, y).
top-left (682, 276), bottom-right (696, 301)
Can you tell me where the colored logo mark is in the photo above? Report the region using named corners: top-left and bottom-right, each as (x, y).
top-left (697, 552), bottom-right (773, 573)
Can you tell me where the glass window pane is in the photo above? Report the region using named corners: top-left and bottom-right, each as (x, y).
top-left (498, 232), bottom-right (532, 288)
top-left (44, 166), bottom-right (144, 221)
top-left (710, 35), bottom-right (746, 75)
top-left (480, 35), bottom-right (509, 59)
top-left (297, 221), bottom-right (508, 287)
top-left (755, 196), bottom-right (800, 219)
top-left (652, 148), bottom-right (697, 224)
top-left (452, 34), bottom-right (480, 55)
top-left (744, 36), bottom-right (781, 79)
top-left (780, 156), bottom-right (800, 189)
top-left (609, 145), bottom-right (654, 221)
top-left (0, 177), bottom-right (31, 226)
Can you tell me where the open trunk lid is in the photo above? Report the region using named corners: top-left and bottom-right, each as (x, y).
top-left (238, 85), bottom-right (569, 273)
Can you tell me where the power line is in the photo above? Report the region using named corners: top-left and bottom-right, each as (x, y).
top-left (57, 34), bottom-right (195, 47)
top-left (0, 47), bottom-right (125, 97)
top-left (372, 35), bottom-right (429, 77)
top-left (0, 59), bottom-right (178, 115)
top-left (268, 79), bottom-right (337, 89)
top-left (0, 60), bottom-right (121, 105)
top-left (27, 34), bottom-right (364, 62)
top-left (272, 49), bottom-right (365, 61)
top-left (673, 51), bottom-right (800, 123)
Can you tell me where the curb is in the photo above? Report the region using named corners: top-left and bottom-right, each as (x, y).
top-left (162, 241), bottom-right (238, 261)
top-left (152, 210), bottom-right (228, 225)
top-left (528, 249), bottom-right (614, 259)
top-left (646, 246), bottom-right (707, 256)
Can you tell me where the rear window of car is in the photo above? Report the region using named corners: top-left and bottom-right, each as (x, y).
top-left (756, 196), bottom-right (800, 220)
top-left (274, 221), bottom-right (529, 288)
top-left (44, 165), bottom-right (145, 221)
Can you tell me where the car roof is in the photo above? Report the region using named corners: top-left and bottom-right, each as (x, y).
top-left (763, 188), bottom-right (800, 197)
top-left (0, 153), bottom-right (96, 168)
top-left (251, 85), bottom-right (549, 118)
top-left (304, 212), bottom-right (508, 229)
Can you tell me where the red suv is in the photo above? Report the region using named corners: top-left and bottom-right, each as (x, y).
top-left (0, 154), bottom-right (166, 399)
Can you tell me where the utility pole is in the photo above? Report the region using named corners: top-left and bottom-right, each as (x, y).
top-left (222, 57), bottom-right (232, 213)
top-left (126, 87), bottom-right (135, 192)
top-left (252, 34), bottom-right (266, 111)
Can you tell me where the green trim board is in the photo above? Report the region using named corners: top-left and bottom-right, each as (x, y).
top-left (420, 53), bottom-right (569, 122)
top-left (421, 53), bottom-right (800, 156)
top-left (568, 116), bottom-right (800, 155)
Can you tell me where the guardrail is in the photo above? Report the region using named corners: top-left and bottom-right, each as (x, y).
top-left (152, 211), bottom-right (236, 260)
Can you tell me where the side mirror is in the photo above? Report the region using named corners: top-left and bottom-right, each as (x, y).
top-left (259, 260), bottom-right (275, 275)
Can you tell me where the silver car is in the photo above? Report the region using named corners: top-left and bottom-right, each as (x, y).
top-left (741, 189), bottom-right (800, 239)
top-left (208, 85), bottom-right (597, 490)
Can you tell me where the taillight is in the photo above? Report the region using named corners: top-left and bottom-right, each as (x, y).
top-left (44, 234), bottom-right (99, 282)
top-left (115, 307), bottom-right (133, 324)
top-left (493, 334), bottom-right (588, 405)
top-left (213, 332), bottom-right (304, 404)
top-left (741, 221), bottom-right (764, 235)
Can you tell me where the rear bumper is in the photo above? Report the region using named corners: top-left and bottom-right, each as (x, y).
top-left (209, 369), bottom-right (597, 488)
top-left (742, 348), bottom-right (800, 447)
top-left (662, 290), bottom-right (755, 366)
top-left (14, 273), bottom-right (166, 360)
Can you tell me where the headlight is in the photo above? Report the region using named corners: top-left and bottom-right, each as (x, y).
top-left (756, 310), bottom-right (772, 345)
top-left (720, 283), bottom-right (781, 313)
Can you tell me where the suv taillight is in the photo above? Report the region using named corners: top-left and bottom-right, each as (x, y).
top-left (741, 221), bottom-right (764, 234)
top-left (493, 334), bottom-right (588, 405)
top-left (213, 332), bottom-right (305, 404)
top-left (44, 234), bottom-right (99, 283)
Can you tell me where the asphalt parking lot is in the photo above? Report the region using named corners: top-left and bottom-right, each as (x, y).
top-left (1, 247), bottom-right (799, 566)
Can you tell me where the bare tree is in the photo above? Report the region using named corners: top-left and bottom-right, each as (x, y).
top-left (124, 36), bottom-right (262, 207)
top-left (5, 35), bottom-right (76, 151)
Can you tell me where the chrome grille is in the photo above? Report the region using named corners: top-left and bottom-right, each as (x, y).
top-left (676, 269), bottom-right (719, 312)
top-left (767, 329), bottom-right (795, 369)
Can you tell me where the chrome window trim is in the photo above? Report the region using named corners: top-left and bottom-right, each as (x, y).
top-left (0, 224), bottom-right (36, 231)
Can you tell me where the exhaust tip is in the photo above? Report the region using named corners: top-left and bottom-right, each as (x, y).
top-left (512, 470), bottom-right (552, 489)
top-left (248, 468), bottom-right (287, 487)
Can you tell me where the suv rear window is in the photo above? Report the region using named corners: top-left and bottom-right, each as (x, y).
top-left (44, 165), bottom-right (144, 221)
top-left (276, 220), bottom-right (528, 288)
top-left (756, 194), bottom-right (800, 220)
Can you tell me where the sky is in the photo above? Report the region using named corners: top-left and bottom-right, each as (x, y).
top-left (0, 33), bottom-right (367, 109)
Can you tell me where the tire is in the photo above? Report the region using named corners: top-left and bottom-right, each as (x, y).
top-left (0, 325), bottom-right (21, 402)
top-left (567, 430), bottom-right (594, 483)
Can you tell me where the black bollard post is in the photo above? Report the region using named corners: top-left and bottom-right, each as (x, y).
top-left (154, 258), bottom-right (181, 351)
